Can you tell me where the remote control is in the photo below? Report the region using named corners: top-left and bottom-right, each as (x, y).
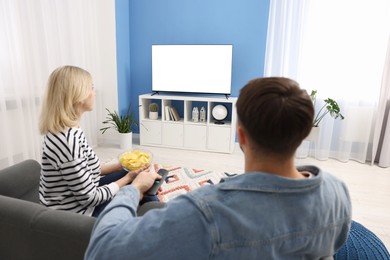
top-left (145, 169), bottom-right (169, 196)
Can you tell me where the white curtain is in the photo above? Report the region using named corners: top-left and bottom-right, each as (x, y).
top-left (0, 0), bottom-right (118, 169)
top-left (372, 37), bottom-right (390, 167)
top-left (264, 0), bottom-right (308, 79)
top-left (265, 0), bottom-right (390, 164)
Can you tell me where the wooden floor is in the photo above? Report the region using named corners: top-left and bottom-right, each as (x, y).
top-left (95, 142), bottom-right (390, 250)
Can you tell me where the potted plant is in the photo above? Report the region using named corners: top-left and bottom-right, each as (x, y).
top-left (306, 90), bottom-right (345, 141)
top-left (149, 103), bottom-right (159, 120)
top-left (310, 90), bottom-right (344, 127)
top-left (100, 106), bottom-right (138, 150)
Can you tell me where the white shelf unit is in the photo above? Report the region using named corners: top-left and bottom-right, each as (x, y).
top-left (139, 93), bottom-right (237, 153)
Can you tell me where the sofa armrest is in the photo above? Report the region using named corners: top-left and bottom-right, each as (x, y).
top-left (0, 159), bottom-right (41, 203)
top-left (0, 195), bottom-right (95, 260)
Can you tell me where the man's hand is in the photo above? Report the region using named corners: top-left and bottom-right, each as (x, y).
top-left (125, 164), bottom-right (150, 182)
top-left (131, 171), bottom-right (162, 199)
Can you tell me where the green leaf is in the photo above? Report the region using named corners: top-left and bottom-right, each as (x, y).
top-left (311, 91), bottom-right (344, 126)
top-left (100, 106), bottom-right (138, 134)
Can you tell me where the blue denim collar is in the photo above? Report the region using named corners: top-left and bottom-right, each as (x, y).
top-left (218, 165), bottom-right (322, 193)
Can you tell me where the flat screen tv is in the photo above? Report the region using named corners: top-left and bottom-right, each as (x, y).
top-left (152, 44), bottom-right (232, 95)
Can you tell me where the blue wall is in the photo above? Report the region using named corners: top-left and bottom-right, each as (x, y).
top-left (115, 0), bottom-right (132, 113)
top-left (116, 0), bottom-right (270, 133)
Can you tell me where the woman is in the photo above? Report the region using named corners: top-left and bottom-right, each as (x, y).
top-left (39, 65), bottom-right (153, 217)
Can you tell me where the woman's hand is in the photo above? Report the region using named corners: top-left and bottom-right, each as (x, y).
top-left (129, 164), bottom-right (150, 175)
top-left (114, 165), bottom-right (152, 188)
top-left (125, 164), bottom-right (151, 182)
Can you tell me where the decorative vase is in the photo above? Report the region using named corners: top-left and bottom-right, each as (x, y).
top-left (200, 106), bottom-right (206, 122)
top-left (119, 132), bottom-right (132, 150)
top-left (192, 107), bottom-right (199, 122)
top-left (149, 111), bottom-right (158, 120)
top-left (305, 127), bottom-right (320, 141)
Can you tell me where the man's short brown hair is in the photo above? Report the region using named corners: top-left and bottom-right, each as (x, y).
top-left (236, 77), bottom-right (314, 156)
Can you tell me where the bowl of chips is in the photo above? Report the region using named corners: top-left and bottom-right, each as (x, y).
top-left (118, 149), bottom-right (153, 171)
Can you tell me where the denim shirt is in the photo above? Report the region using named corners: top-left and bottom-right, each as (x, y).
top-left (85, 166), bottom-right (352, 260)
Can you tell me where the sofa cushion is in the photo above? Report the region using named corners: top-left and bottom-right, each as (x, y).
top-left (0, 159), bottom-right (41, 203)
top-left (0, 195), bottom-right (95, 260)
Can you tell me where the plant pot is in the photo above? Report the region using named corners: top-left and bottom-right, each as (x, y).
top-left (305, 127), bottom-right (320, 141)
top-left (149, 111), bottom-right (158, 120)
top-left (119, 132), bottom-right (132, 150)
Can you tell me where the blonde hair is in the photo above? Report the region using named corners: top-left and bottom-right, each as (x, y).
top-left (39, 66), bottom-right (93, 134)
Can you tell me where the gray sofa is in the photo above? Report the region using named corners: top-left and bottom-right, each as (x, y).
top-left (0, 159), bottom-right (95, 260)
top-left (1, 160), bottom-right (388, 260)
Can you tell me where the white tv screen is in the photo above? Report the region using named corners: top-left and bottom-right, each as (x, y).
top-left (152, 45), bottom-right (232, 94)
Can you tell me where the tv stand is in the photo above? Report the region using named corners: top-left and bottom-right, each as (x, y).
top-left (139, 93), bottom-right (237, 153)
top-left (151, 91), bottom-right (160, 96)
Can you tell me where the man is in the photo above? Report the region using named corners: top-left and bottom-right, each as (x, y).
top-left (85, 77), bottom-right (352, 259)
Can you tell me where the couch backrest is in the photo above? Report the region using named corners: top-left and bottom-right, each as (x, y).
top-left (0, 194), bottom-right (95, 260)
top-left (0, 159), bottom-right (41, 203)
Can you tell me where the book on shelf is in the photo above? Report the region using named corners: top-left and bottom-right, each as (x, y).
top-left (164, 106), bottom-right (171, 121)
top-left (168, 106), bottom-right (175, 121)
top-left (170, 106), bottom-right (181, 121)
top-left (164, 106), bottom-right (181, 121)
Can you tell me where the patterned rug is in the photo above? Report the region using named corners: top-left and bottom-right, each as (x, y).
top-left (152, 164), bottom-right (237, 202)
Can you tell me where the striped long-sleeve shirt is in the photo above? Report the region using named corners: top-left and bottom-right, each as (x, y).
top-left (39, 127), bottom-right (119, 216)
